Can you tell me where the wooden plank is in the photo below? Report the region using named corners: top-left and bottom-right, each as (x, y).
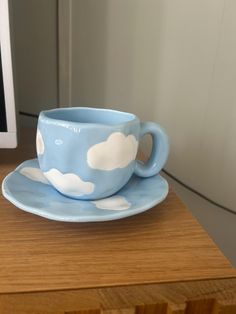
top-left (0, 278), bottom-right (236, 313)
top-left (0, 182), bottom-right (235, 294)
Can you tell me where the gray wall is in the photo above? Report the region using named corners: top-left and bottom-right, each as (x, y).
top-left (10, 0), bottom-right (58, 120)
top-left (67, 0), bottom-right (236, 211)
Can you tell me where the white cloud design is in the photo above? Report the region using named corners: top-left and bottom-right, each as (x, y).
top-left (36, 130), bottom-right (44, 155)
top-left (55, 139), bottom-right (63, 145)
top-left (44, 169), bottom-right (94, 197)
top-left (87, 132), bottom-right (138, 170)
top-left (20, 167), bottom-right (50, 184)
top-left (92, 196), bottom-right (131, 210)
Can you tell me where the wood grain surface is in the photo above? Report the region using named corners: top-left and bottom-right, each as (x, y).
top-left (0, 129), bottom-right (235, 295)
top-left (0, 278), bottom-right (236, 314)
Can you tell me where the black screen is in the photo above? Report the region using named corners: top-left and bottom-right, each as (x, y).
top-left (0, 50), bottom-right (7, 132)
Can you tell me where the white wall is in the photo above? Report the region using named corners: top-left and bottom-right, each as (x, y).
top-left (65, 0), bottom-right (236, 210)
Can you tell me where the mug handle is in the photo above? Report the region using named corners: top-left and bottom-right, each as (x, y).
top-left (134, 122), bottom-right (169, 177)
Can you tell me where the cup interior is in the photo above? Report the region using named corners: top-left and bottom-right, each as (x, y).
top-left (43, 107), bottom-right (136, 126)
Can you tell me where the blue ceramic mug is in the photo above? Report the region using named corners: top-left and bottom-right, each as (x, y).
top-left (36, 107), bottom-right (169, 200)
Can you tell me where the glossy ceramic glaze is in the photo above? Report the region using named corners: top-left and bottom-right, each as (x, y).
top-left (37, 107), bottom-right (169, 200)
top-left (2, 159), bottom-right (169, 222)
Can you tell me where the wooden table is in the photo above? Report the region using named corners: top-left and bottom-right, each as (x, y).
top-left (0, 129), bottom-right (236, 314)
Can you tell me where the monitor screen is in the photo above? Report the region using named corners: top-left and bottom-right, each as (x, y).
top-left (0, 50), bottom-right (7, 132)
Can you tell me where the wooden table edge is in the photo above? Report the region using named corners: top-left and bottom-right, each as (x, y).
top-left (1, 277), bottom-right (236, 313)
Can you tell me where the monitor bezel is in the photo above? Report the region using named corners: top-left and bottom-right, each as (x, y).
top-left (0, 0), bottom-right (17, 148)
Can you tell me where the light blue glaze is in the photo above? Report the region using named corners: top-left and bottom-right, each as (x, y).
top-left (37, 107), bottom-right (169, 200)
top-left (2, 159), bottom-right (169, 222)
top-left (134, 122), bottom-right (169, 177)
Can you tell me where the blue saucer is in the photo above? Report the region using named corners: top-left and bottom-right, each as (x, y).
top-left (2, 159), bottom-right (169, 222)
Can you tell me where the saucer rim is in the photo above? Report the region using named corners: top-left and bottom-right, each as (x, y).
top-left (2, 159), bottom-right (169, 223)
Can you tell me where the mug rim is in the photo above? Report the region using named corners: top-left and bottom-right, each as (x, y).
top-left (39, 107), bottom-right (139, 128)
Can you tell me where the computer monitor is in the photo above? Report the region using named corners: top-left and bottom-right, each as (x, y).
top-left (0, 0), bottom-right (17, 148)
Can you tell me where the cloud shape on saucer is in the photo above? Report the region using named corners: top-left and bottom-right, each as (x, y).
top-left (87, 132), bottom-right (138, 171)
top-left (44, 169), bottom-right (94, 197)
top-left (36, 130), bottom-right (45, 155)
top-left (20, 167), bottom-right (50, 184)
top-left (92, 196), bottom-right (131, 210)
